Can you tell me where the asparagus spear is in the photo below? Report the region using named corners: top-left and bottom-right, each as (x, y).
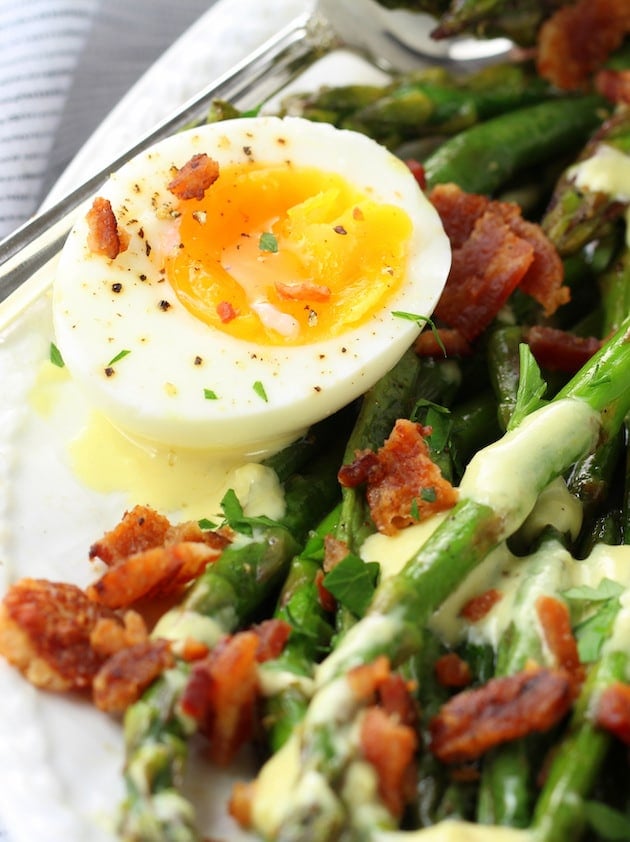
top-left (541, 106), bottom-right (630, 257)
top-left (118, 447), bottom-right (342, 841)
top-left (254, 315), bottom-right (630, 841)
top-left (476, 531), bottom-right (574, 827)
top-left (531, 592), bottom-right (630, 841)
top-left (423, 95), bottom-right (607, 195)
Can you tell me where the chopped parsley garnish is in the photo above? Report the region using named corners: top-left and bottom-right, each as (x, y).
top-left (220, 488), bottom-right (279, 536)
top-left (323, 553), bottom-right (379, 617)
top-left (562, 578), bottom-right (624, 603)
top-left (583, 800), bottom-right (630, 840)
top-left (203, 388), bottom-right (219, 400)
top-left (259, 232), bottom-right (278, 253)
top-left (49, 342), bottom-right (65, 368)
top-left (420, 487), bottom-right (437, 503)
top-left (107, 349), bottom-right (131, 367)
top-left (392, 311), bottom-right (446, 355)
top-left (507, 343), bottom-right (548, 431)
top-left (574, 597), bottom-right (620, 663)
top-left (253, 380), bottom-right (268, 402)
top-left (413, 399), bottom-right (452, 454)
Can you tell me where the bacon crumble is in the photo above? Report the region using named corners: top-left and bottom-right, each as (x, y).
top-left (167, 152), bottom-right (220, 201)
top-left (339, 418), bottom-right (458, 535)
top-left (86, 196), bottom-right (129, 260)
top-left (429, 668), bottom-right (573, 764)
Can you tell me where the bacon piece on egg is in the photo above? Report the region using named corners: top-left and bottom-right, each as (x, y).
top-left (167, 152), bottom-right (220, 200)
top-left (86, 196), bottom-right (128, 259)
top-left (339, 418), bottom-right (458, 535)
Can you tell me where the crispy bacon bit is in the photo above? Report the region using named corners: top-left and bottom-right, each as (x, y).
top-left (178, 637), bottom-right (211, 662)
top-left (92, 638), bottom-right (174, 713)
top-left (595, 681), bottom-right (630, 744)
top-left (536, 595), bottom-right (585, 694)
top-left (323, 534), bottom-right (350, 573)
top-left (217, 300), bottom-right (238, 323)
top-left (89, 504), bottom-right (171, 565)
top-left (537, 0), bottom-right (630, 91)
top-left (378, 671), bottom-right (418, 728)
top-left (86, 196), bottom-right (128, 260)
top-left (180, 630), bottom-right (260, 765)
top-left (429, 184), bottom-right (567, 340)
top-left (435, 653), bottom-right (473, 689)
top-left (525, 325), bottom-right (603, 374)
top-left (405, 158), bottom-right (426, 190)
top-left (360, 704), bottom-right (418, 818)
top-left (180, 621), bottom-right (291, 765)
top-left (0, 579), bottom-right (113, 690)
top-left (86, 541), bottom-right (222, 608)
top-left (229, 780), bottom-right (255, 829)
top-left (89, 609), bottom-right (148, 658)
top-left (275, 281), bottom-right (331, 302)
top-left (251, 618), bottom-right (292, 663)
top-left (347, 655), bottom-right (392, 702)
top-left (167, 152), bottom-right (220, 200)
top-left (505, 212), bottom-right (570, 316)
top-left (414, 327), bottom-right (473, 358)
top-left (596, 69), bottom-right (630, 104)
top-left (429, 668), bottom-right (572, 764)
top-left (337, 451), bottom-right (380, 489)
top-left (342, 419), bottom-right (458, 536)
top-left (315, 569), bottom-right (337, 613)
top-left (460, 588), bottom-right (503, 623)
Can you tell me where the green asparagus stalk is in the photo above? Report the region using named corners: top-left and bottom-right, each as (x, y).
top-left (423, 95), bottom-right (607, 195)
top-left (541, 106), bottom-right (630, 257)
top-left (531, 597), bottom-right (630, 841)
top-left (261, 504), bottom-right (341, 754)
top-left (118, 447), bottom-right (343, 841)
top-left (476, 531), bottom-right (572, 827)
top-left (255, 316), bottom-right (630, 842)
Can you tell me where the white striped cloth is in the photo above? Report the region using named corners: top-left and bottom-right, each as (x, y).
top-left (0, 0), bottom-right (212, 240)
top-left (0, 3), bottom-right (217, 836)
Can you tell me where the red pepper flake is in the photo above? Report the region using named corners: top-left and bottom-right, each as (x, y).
top-left (217, 301), bottom-right (238, 323)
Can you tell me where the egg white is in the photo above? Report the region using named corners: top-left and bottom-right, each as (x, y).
top-left (52, 116), bottom-right (450, 453)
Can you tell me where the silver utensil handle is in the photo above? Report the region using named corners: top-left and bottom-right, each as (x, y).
top-left (0, 12), bottom-right (332, 303)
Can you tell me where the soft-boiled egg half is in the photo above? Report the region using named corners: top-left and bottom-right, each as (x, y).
top-left (52, 116), bottom-right (450, 456)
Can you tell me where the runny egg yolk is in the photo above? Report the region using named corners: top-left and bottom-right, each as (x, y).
top-left (165, 162), bottom-right (413, 345)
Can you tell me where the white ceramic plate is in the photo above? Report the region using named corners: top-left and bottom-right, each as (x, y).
top-left (0, 2), bottom-right (394, 840)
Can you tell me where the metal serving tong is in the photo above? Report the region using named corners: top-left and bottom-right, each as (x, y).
top-left (0, 0), bottom-right (510, 305)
